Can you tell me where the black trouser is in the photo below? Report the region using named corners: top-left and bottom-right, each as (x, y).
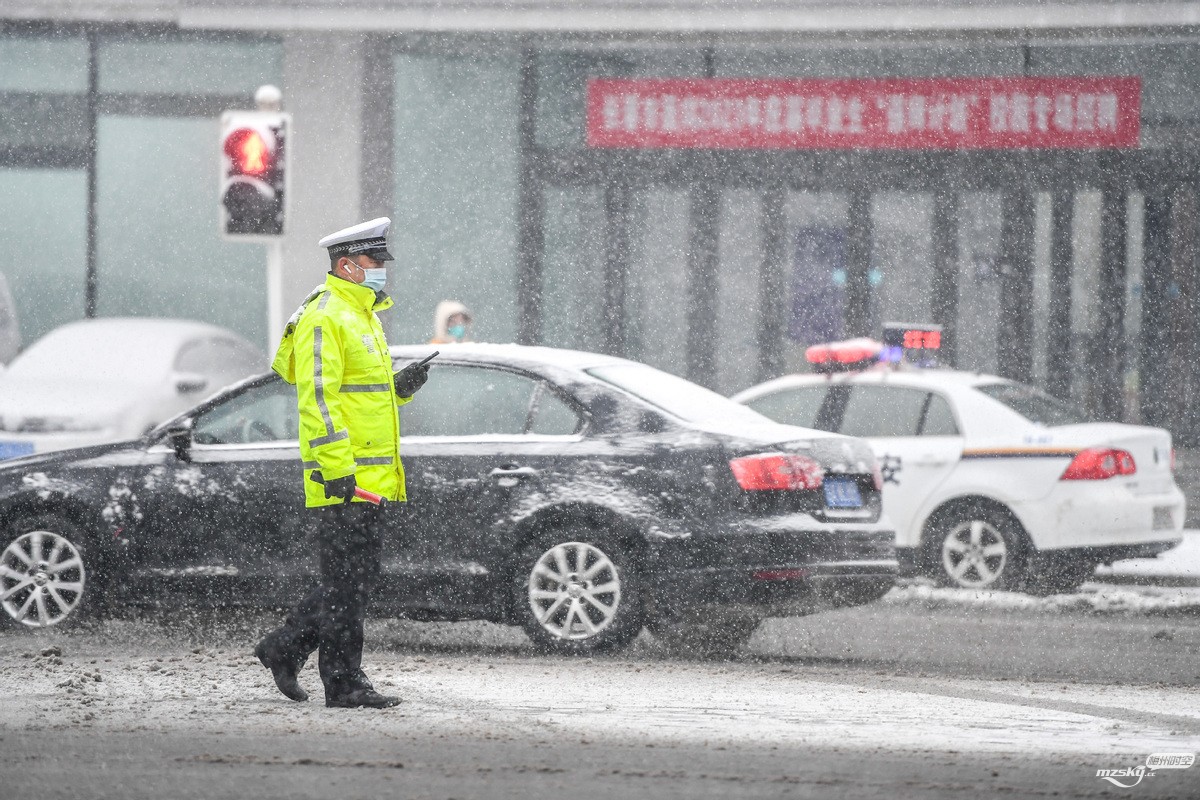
top-left (265, 503), bottom-right (383, 697)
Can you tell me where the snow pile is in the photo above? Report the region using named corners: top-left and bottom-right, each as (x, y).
top-left (1096, 530), bottom-right (1200, 583)
top-left (884, 582), bottom-right (1200, 614)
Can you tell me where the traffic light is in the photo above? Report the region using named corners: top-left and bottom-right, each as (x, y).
top-left (219, 110), bottom-right (290, 237)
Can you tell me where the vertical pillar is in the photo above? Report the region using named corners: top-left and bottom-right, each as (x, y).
top-left (515, 49), bottom-right (543, 345)
top-left (687, 182), bottom-right (720, 387)
top-left (844, 190), bottom-right (873, 338)
top-left (84, 31), bottom-right (99, 318)
top-left (1046, 191), bottom-right (1074, 400)
top-left (603, 182), bottom-right (630, 356)
top-left (281, 32), bottom-right (366, 319)
top-left (997, 189), bottom-right (1035, 383)
top-left (359, 41), bottom-right (394, 219)
top-left (1140, 191), bottom-right (1172, 429)
top-left (759, 184), bottom-right (787, 381)
top-left (1168, 187), bottom-right (1200, 443)
top-left (1096, 190), bottom-right (1128, 421)
top-left (930, 190), bottom-right (959, 368)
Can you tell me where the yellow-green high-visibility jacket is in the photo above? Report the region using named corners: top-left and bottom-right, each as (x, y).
top-left (271, 275), bottom-right (412, 508)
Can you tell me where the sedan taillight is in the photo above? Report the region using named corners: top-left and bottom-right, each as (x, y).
top-left (1060, 448), bottom-right (1136, 481)
top-left (730, 453), bottom-right (823, 491)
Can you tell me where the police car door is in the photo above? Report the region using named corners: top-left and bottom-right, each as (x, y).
top-left (837, 382), bottom-right (963, 540)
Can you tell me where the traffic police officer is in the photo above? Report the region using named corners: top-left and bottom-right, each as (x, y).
top-left (255, 217), bottom-right (429, 709)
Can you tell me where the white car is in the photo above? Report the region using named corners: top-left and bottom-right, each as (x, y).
top-left (732, 366), bottom-right (1186, 594)
top-left (0, 318), bottom-right (265, 459)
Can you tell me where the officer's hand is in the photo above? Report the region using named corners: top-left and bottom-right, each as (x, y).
top-left (324, 474), bottom-right (357, 504)
top-left (394, 362), bottom-right (430, 398)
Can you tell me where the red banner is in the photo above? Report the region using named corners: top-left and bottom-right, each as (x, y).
top-left (586, 77), bottom-right (1140, 150)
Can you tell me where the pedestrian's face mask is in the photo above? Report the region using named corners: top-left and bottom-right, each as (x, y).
top-left (448, 323), bottom-right (467, 339)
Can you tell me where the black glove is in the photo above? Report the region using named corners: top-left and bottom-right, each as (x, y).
top-left (394, 362), bottom-right (430, 398)
top-left (323, 474), bottom-right (357, 504)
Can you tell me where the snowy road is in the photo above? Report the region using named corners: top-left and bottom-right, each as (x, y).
top-left (2, 587), bottom-right (1198, 800)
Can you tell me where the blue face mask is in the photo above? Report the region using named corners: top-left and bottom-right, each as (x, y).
top-left (447, 323), bottom-right (467, 339)
top-left (360, 267), bottom-right (387, 292)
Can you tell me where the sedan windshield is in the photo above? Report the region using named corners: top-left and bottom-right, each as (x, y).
top-left (976, 382), bottom-right (1091, 427)
top-left (588, 364), bottom-right (769, 426)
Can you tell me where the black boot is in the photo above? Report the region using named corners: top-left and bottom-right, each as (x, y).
top-left (325, 688), bottom-right (401, 709)
top-left (255, 636), bottom-right (309, 702)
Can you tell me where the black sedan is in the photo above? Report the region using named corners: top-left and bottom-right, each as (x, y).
top-left (0, 344), bottom-right (896, 654)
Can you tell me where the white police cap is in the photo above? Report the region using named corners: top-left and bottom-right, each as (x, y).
top-left (318, 216), bottom-right (394, 261)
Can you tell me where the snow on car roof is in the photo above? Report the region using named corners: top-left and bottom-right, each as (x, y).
top-left (389, 342), bottom-right (631, 372)
top-left (735, 367), bottom-right (1009, 398)
top-left (6, 317), bottom-right (250, 382)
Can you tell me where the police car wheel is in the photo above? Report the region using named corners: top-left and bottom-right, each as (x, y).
top-left (0, 515), bottom-right (100, 629)
top-left (923, 507), bottom-right (1028, 592)
top-left (513, 528), bottom-right (644, 655)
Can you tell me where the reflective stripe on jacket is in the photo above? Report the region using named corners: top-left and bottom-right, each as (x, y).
top-left (271, 274), bottom-right (411, 507)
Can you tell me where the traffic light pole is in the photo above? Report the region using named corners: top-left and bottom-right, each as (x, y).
top-left (266, 239), bottom-right (284, 352)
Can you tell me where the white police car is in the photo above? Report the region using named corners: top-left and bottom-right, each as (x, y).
top-left (731, 326), bottom-right (1186, 594)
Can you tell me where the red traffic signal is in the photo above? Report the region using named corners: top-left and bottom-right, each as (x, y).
top-left (224, 128), bottom-right (271, 177)
top-left (219, 110), bottom-right (289, 238)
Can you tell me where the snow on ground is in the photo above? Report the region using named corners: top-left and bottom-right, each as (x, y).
top-left (1096, 530), bottom-right (1200, 582)
top-left (0, 625), bottom-right (1196, 763)
top-left (884, 582), bottom-right (1200, 614)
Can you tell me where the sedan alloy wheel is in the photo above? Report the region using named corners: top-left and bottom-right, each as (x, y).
top-left (515, 530), bottom-right (644, 654)
top-left (940, 519), bottom-right (1009, 589)
top-left (1, 529), bottom-right (87, 628)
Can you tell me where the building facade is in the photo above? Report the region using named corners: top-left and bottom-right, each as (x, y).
top-left (3, 1), bottom-right (1200, 437)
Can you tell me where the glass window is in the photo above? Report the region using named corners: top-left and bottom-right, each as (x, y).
top-left (588, 363), bottom-right (767, 426)
top-left (98, 38), bottom-right (282, 95)
top-left (840, 384), bottom-right (929, 437)
top-left (95, 116), bottom-right (266, 348)
top-left (541, 187), bottom-right (606, 352)
top-left (744, 386), bottom-right (829, 430)
top-left (400, 365), bottom-right (538, 437)
top-left (625, 188), bottom-right (690, 378)
top-left (715, 189), bottom-right (764, 395)
top-left (921, 393), bottom-right (959, 436)
top-left (976, 381), bottom-right (1091, 427)
top-left (391, 52), bottom-right (520, 346)
top-left (193, 379), bottom-right (298, 444)
top-left (955, 192), bottom-right (1004, 374)
top-left (0, 169), bottom-right (88, 350)
top-left (529, 385), bottom-right (581, 436)
top-left (0, 37), bottom-right (88, 92)
top-left (781, 192), bottom-right (849, 375)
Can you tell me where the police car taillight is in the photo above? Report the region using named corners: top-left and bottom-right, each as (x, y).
top-left (730, 453), bottom-right (823, 491)
top-left (1060, 448), bottom-right (1137, 481)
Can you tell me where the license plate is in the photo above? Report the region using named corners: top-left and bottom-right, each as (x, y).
top-left (0, 441), bottom-right (33, 460)
top-left (823, 477), bottom-right (862, 509)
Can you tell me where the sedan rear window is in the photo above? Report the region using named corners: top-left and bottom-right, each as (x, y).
top-left (588, 364), bottom-right (767, 425)
top-left (976, 382), bottom-right (1091, 426)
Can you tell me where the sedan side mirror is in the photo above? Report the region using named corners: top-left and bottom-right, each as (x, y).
top-left (175, 373), bottom-right (209, 394)
top-left (166, 420), bottom-right (193, 462)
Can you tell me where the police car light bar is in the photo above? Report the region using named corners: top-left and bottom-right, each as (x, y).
top-left (805, 338), bottom-right (883, 373)
top-left (881, 323), bottom-right (942, 367)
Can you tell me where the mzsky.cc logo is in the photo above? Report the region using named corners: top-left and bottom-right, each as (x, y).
top-left (1096, 753), bottom-right (1195, 788)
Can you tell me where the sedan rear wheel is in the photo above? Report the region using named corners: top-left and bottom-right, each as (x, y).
top-left (923, 507), bottom-right (1027, 591)
top-left (1, 517), bottom-right (94, 629)
top-left (514, 530), bottom-right (643, 655)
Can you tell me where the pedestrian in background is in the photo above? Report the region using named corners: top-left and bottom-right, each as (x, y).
top-left (255, 216), bottom-right (430, 709)
top-left (430, 300), bottom-right (473, 344)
